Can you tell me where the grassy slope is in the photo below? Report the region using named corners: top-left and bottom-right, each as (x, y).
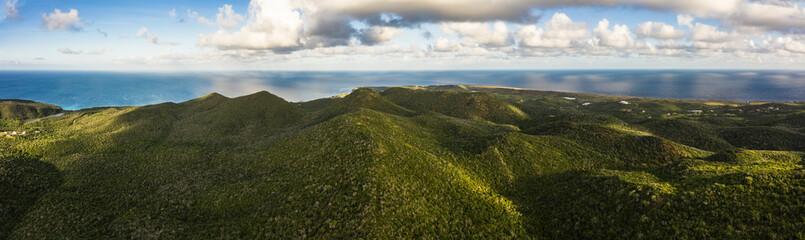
top-left (0, 86), bottom-right (803, 238)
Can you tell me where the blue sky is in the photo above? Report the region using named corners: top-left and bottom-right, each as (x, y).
top-left (2, 0), bottom-right (805, 71)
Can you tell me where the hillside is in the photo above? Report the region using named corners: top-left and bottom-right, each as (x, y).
top-left (0, 100), bottom-right (62, 129)
top-left (0, 85), bottom-right (803, 239)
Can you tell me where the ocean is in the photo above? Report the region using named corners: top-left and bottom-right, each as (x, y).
top-left (1, 70), bottom-right (804, 110)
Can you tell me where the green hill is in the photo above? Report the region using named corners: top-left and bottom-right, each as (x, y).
top-left (381, 87), bottom-right (527, 124)
top-left (642, 119), bottom-right (734, 152)
top-left (0, 100), bottom-right (63, 129)
top-left (0, 100), bottom-right (62, 121)
top-left (0, 86), bottom-right (803, 238)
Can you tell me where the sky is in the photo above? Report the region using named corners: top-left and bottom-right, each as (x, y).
top-left (1, 0), bottom-right (805, 71)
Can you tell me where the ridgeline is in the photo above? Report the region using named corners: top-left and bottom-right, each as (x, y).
top-left (1, 85), bottom-right (803, 239)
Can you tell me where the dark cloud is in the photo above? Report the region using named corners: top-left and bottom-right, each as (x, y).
top-left (304, 14), bottom-right (357, 48)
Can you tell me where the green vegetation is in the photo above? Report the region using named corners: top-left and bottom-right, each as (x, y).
top-left (0, 100), bottom-right (62, 121)
top-left (0, 85), bottom-right (803, 238)
top-left (0, 150), bottom-right (62, 239)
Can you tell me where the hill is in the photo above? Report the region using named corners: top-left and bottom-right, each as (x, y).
top-left (0, 100), bottom-right (62, 129)
top-left (0, 85), bottom-right (803, 238)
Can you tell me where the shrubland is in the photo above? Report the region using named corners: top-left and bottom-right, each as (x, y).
top-left (0, 85), bottom-right (803, 239)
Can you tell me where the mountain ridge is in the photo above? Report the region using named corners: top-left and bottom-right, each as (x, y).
top-left (0, 85), bottom-right (803, 238)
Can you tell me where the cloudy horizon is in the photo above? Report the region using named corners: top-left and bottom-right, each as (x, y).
top-left (2, 0), bottom-right (805, 71)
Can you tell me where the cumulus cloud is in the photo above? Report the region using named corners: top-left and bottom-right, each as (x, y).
top-left (635, 21), bottom-right (685, 39)
top-left (188, 5), bottom-right (244, 30)
top-left (517, 13), bottom-right (589, 48)
top-left (137, 27), bottom-right (179, 46)
top-left (360, 26), bottom-right (402, 45)
top-left (785, 41), bottom-right (805, 54)
top-left (594, 19), bottom-right (635, 49)
top-left (433, 37), bottom-right (462, 52)
top-left (639, 41), bottom-right (688, 57)
top-left (442, 21), bottom-right (510, 46)
top-left (317, 0), bottom-right (742, 23)
top-left (764, 36), bottom-right (805, 55)
top-left (164, 0), bottom-right (805, 63)
top-left (191, 0), bottom-right (805, 57)
top-left (726, 2), bottom-right (805, 32)
top-left (689, 23), bottom-right (744, 43)
top-left (215, 4), bottom-right (244, 30)
top-left (323, 0), bottom-right (805, 35)
top-left (198, 0), bottom-right (304, 50)
top-left (677, 14), bottom-right (695, 28)
top-left (42, 9), bottom-right (82, 31)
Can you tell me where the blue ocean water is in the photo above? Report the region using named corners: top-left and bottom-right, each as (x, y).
top-left (1, 70), bottom-right (804, 110)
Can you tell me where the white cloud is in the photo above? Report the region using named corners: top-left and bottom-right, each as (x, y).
top-left (188, 10), bottom-right (215, 27)
top-left (639, 42), bottom-right (688, 57)
top-left (169, 8), bottom-right (177, 18)
top-left (198, 0), bottom-right (304, 50)
top-left (594, 19), bottom-right (635, 49)
top-left (58, 48), bottom-right (82, 54)
top-left (677, 14), bottom-right (695, 28)
top-left (517, 13), bottom-right (589, 48)
top-left (190, 0), bottom-right (805, 61)
top-left (216, 4), bottom-right (244, 30)
top-left (689, 23), bottom-right (744, 43)
top-left (322, 0), bottom-right (805, 35)
top-left (100, 0), bottom-right (805, 67)
top-left (88, 49), bottom-right (106, 55)
top-left (786, 41), bottom-right (805, 54)
top-left (42, 9), bottom-right (82, 31)
top-left (442, 21), bottom-right (509, 46)
top-left (433, 37), bottom-right (462, 52)
top-left (726, 2), bottom-right (805, 32)
top-left (360, 26), bottom-right (402, 45)
top-left (4, 0), bottom-right (18, 20)
top-left (188, 5), bottom-right (245, 30)
top-left (635, 21), bottom-right (685, 39)
top-left (57, 48), bottom-right (105, 55)
top-left (764, 36), bottom-right (805, 55)
top-left (137, 27), bottom-right (179, 46)
top-left (317, 0), bottom-right (743, 22)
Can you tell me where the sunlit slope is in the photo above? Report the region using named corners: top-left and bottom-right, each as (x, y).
top-left (381, 87), bottom-right (527, 124)
top-left (0, 86), bottom-right (803, 238)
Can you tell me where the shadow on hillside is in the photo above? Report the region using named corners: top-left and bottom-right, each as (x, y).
top-left (0, 153), bottom-right (63, 238)
top-left (506, 171), bottom-right (661, 239)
